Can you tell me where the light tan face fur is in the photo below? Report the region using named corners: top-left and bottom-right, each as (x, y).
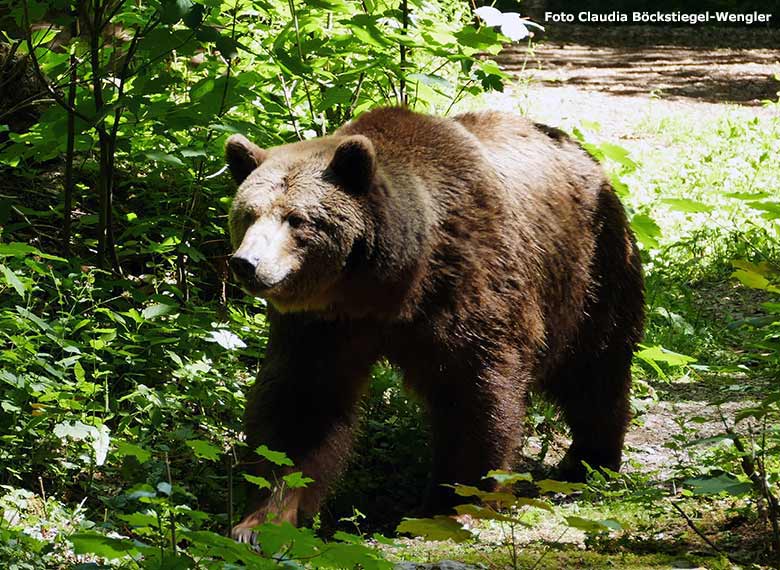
top-left (227, 140), bottom-right (367, 313)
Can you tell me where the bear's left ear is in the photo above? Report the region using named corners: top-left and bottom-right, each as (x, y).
top-left (225, 134), bottom-right (267, 184)
top-left (328, 135), bottom-right (376, 192)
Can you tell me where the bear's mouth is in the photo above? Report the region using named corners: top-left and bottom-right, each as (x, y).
top-left (236, 274), bottom-right (292, 299)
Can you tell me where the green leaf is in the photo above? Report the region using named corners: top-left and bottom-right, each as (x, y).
top-left (255, 522), bottom-right (320, 558)
top-left (215, 35), bottom-right (241, 59)
top-left (732, 269), bottom-right (771, 290)
top-left (318, 541), bottom-right (393, 570)
top-left (186, 439), bottom-right (221, 461)
top-left (662, 198), bottom-right (713, 214)
top-left (635, 345), bottom-right (697, 367)
top-left (70, 533), bottom-right (137, 560)
top-left (115, 441), bottom-right (152, 463)
top-left (513, 497), bottom-right (554, 512)
top-left (0, 243), bottom-right (38, 257)
top-left (255, 445), bottom-right (294, 466)
top-left (205, 329), bottom-right (247, 350)
top-left (484, 469), bottom-right (532, 485)
top-left (183, 530), bottom-right (259, 564)
top-left (282, 471), bottom-right (314, 488)
top-left (747, 200), bottom-right (780, 219)
top-left (73, 360), bottom-right (85, 382)
top-left (127, 484), bottom-right (157, 500)
top-left (598, 143), bottom-right (637, 170)
top-left (118, 512), bottom-right (158, 528)
top-left (182, 2), bottom-right (205, 27)
top-left (684, 473), bottom-right (752, 496)
top-left (160, 0), bottom-right (194, 25)
top-left (53, 420), bottom-right (94, 440)
top-left (318, 86), bottom-right (353, 111)
top-left (181, 148), bottom-right (207, 158)
top-left (17, 306), bottom-right (50, 330)
top-left (732, 259), bottom-right (772, 276)
top-left (244, 474), bottom-right (272, 489)
top-left (142, 302), bottom-right (178, 320)
top-left (535, 479), bottom-right (586, 495)
top-left (565, 516), bottom-right (619, 533)
top-left (731, 262), bottom-right (780, 292)
top-left (630, 214), bottom-right (661, 249)
top-left (144, 151), bottom-right (184, 166)
top-left (396, 516), bottom-right (472, 542)
top-left (454, 504), bottom-right (525, 524)
top-left (407, 73), bottom-right (452, 91)
top-left (0, 264), bottom-right (26, 297)
top-left (724, 191), bottom-right (770, 200)
top-left (448, 484), bottom-right (516, 505)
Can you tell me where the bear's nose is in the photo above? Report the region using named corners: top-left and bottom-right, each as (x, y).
top-left (229, 255), bottom-right (257, 284)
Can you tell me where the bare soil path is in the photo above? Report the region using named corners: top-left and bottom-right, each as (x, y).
top-left (495, 25), bottom-right (780, 139)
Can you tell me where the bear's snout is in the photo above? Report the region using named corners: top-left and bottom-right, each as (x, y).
top-left (229, 254), bottom-right (259, 285)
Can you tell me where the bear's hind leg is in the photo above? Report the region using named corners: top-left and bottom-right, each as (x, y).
top-left (546, 342), bottom-right (633, 482)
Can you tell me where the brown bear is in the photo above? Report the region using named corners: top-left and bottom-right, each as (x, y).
top-left (225, 107), bottom-right (644, 541)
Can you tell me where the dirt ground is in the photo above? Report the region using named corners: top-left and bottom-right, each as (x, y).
top-left (495, 24), bottom-right (780, 139)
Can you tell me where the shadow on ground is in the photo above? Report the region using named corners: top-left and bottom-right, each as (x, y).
top-left (499, 25), bottom-right (780, 104)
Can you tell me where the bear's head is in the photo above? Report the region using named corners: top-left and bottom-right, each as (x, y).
top-left (225, 133), bottom-right (376, 312)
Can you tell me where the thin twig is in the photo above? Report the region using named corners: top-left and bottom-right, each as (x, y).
top-left (720, 409), bottom-right (780, 560)
top-left (38, 477), bottom-right (47, 517)
top-left (530, 526), bottom-right (568, 570)
top-left (22, 0), bottom-right (100, 129)
top-left (398, 0), bottom-right (408, 105)
top-left (279, 75), bottom-right (304, 140)
top-left (286, 0), bottom-right (319, 132)
top-left (165, 452), bottom-right (177, 553)
top-left (670, 501), bottom-right (731, 559)
top-left (227, 451), bottom-right (234, 537)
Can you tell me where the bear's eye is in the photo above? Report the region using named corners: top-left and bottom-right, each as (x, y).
top-left (286, 213), bottom-right (307, 230)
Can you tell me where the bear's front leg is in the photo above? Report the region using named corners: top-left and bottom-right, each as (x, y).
top-left (231, 312), bottom-right (379, 541)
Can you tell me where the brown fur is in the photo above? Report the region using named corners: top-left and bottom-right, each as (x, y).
top-left (225, 107), bottom-right (644, 540)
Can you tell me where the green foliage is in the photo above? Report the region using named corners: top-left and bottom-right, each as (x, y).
top-left (2, 0), bottom-right (780, 564)
top-left (0, 0), bottom-right (521, 565)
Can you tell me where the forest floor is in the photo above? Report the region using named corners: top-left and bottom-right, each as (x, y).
top-left (390, 26), bottom-right (780, 569)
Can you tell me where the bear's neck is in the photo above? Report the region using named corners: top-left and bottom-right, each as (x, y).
top-left (331, 174), bottom-right (432, 321)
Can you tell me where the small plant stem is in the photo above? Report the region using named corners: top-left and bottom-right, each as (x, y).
top-left (22, 0), bottom-right (98, 127)
top-left (38, 476), bottom-right (47, 516)
top-left (279, 75), bottom-right (304, 140)
top-left (63, 4), bottom-right (79, 255)
top-left (398, 0), bottom-right (408, 105)
top-left (670, 501), bottom-right (730, 558)
top-left (165, 452), bottom-right (177, 553)
top-left (719, 409), bottom-right (780, 560)
top-left (227, 451), bottom-right (234, 536)
top-left (287, 0), bottom-right (318, 132)
top-left (530, 526), bottom-right (567, 570)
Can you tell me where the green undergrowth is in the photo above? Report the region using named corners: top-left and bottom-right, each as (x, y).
top-left (2, 2), bottom-right (780, 565)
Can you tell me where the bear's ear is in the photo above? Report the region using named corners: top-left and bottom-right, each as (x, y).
top-left (328, 135), bottom-right (376, 192)
top-left (225, 134), bottom-right (267, 184)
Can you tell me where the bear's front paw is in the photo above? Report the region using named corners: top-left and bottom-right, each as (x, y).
top-left (231, 521), bottom-right (260, 546)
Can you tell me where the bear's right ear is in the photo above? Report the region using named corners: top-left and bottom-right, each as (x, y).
top-left (328, 135), bottom-right (376, 193)
top-left (225, 134), bottom-right (267, 184)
